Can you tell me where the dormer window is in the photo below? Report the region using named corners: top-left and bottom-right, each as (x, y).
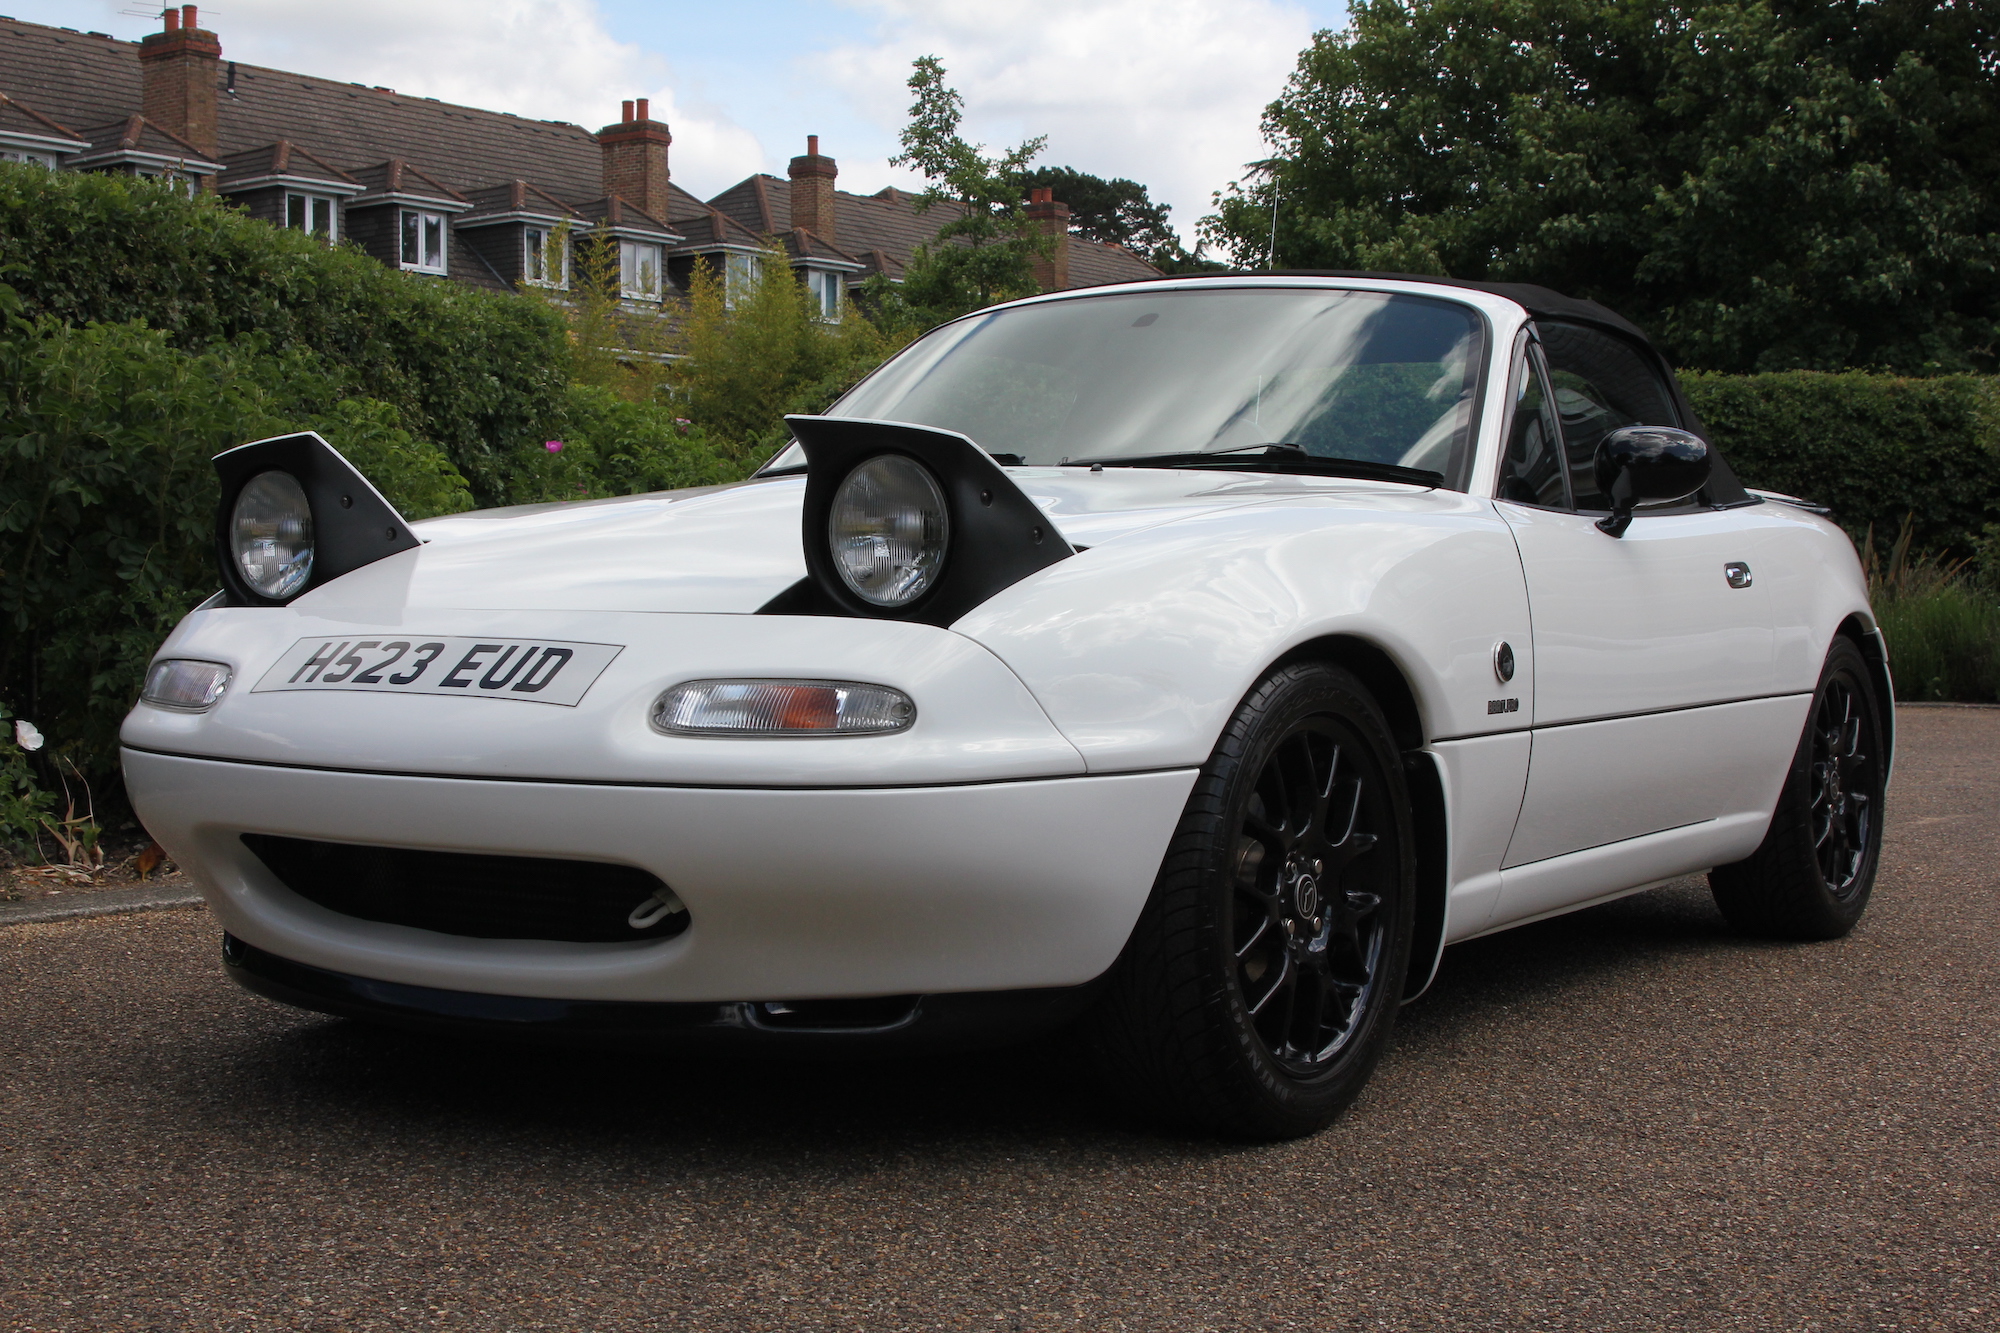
top-left (807, 268), bottom-right (842, 321)
top-left (619, 240), bottom-right (662, 300)
top-left (400, 209), bottom-right (447, 273)
top-left (524, 225), bottom-right (569, 287)
top-left (725, 252), bottom-right (761, 309)
top-left (285, 192), bottom-right (337, 241)
top-left (0, 148), bottom-right (56, 169)
top-left (134, 167), bottom-right (197, 197)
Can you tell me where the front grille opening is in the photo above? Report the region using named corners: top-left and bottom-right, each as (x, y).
top-left (241, 834), bottom-right (691, 945)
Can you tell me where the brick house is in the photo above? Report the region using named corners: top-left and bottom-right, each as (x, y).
top-left (0, 8), bottom-right (1158, 313)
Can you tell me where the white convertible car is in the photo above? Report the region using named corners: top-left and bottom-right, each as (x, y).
top-left (122, 274), bottom-right (1890, 1139)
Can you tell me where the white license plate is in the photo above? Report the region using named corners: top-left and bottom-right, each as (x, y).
top-left (251, 636), bottom-right (623, 707)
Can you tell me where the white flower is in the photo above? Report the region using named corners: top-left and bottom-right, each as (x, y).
top-left (14, 718), bottom-right (43, 752)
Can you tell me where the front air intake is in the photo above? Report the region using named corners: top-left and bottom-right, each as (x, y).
top-left (240, 834), bottom-right (689, 944)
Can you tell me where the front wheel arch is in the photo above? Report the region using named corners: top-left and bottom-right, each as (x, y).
top-left (1270, 635), bottom-right (1445, 1001)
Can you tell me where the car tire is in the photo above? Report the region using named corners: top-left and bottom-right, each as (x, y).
top-left (1709, 636), bottom-right (1886, 940)
top-left (1085, 661), bottom-right (1416, 1140)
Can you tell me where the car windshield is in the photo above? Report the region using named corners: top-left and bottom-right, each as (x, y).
top-left (785, 287), bottom-right (1485, 485)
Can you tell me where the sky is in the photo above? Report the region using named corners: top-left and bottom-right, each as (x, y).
top-left (13, 0), bottom-right (1349, 243)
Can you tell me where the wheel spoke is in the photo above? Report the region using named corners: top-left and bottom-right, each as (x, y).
top-left (1234, 913), bottom-right (1273, 960)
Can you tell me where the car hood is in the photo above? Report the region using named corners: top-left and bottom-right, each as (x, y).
top-left (290, 467), bottom-right (1454, 619)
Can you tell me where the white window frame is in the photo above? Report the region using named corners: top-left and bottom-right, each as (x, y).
top-left (619, 240), bottom-right (663, 300)
top-left (134, 167), bottom-right (197, 197)
top-left (0, 148), bottom-right (57, 169)
top-left (523, 225), bottom-right (569, 288)
top-left (284, 191), bottom-right (338, 242)
top-left (400, 209), bottom-right (447, 274)
top-left (806, 268), bottom-right (842, 321)
top-left (724, 252), bottom-right (762, 309)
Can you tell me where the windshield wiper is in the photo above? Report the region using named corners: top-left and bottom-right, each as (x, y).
top-left (1061, 448), bottom-right (1442, 488)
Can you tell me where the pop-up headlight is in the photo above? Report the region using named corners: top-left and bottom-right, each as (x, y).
top-left (230, 470), bottom-right (315, 600)
top-left (829, 455), bottom-right (950, 607)
top-left (652, 680), bottom-right (915, 737)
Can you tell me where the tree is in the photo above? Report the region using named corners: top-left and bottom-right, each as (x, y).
top-left (1203, 0), bottom-right (2000, 374)
top-left (1018, 165), bottom-right (1222, 273)
top-left (872, 56), bottom-right (1052, 331)
top-left (669, 243), bottom-right (890, 462)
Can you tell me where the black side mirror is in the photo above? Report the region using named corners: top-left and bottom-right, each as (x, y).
top-left (1593, 426), bottom-right (1711, 537)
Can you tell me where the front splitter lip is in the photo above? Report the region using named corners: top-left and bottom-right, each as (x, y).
top-left (223, 934), bottom-right (1106, 1056)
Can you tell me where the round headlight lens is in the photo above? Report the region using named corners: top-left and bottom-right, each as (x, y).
top-left (828, 455), bottom-right (949, 607)
top-left (231, 470), bottom-right (314, 601)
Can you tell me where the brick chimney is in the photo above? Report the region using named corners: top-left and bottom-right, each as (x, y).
top-left (597, 97), bottom-right (672, 220)
top-left (1025, 187), bottom-right (1071, 292)
top-left (788, 135), bottom-right (837, 243)
top-left (139, 5), bottom-right (220, 161)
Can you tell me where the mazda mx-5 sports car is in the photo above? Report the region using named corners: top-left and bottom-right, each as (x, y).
top-left (122, 273), bottom-right (1891, 1139)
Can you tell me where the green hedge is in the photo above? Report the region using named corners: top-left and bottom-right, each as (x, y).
top-left (1683, 371), bottom-right (2000, 556)
top-left (0, 166), bottom-right (575, 506)
top-left (0, 168), bottom-right (727, 824)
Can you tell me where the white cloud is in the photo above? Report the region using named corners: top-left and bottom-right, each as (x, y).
top-left (819, 0), bottom-right (1314, 242)
top-left (177, 0), bottom-right (767, 195)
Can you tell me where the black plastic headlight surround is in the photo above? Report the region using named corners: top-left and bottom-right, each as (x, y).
top-left (783, 415), bottom-right (1072, 627)
top-left (211, 432), bottom-right (419, 606)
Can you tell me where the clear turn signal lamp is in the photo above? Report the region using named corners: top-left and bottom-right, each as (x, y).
top-left (142, 659), bottom-right (233, 712)
top-left (652, 679), bottom-right (915, 737)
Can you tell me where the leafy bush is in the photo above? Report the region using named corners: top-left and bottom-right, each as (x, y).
top-left (668, 245), bottom-right (893, 463)
top-left (1684, 371), bottom-right (2000, 557)
top-left (505, 385), bottom-right (731, 505)
top-left (0, 166), bottom-right (571, 506)
top-left (0, 285), bottom-right (477, 787)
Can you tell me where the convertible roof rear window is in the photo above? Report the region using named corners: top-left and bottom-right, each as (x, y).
top-left (828, 288), bottom-right (1488, 488)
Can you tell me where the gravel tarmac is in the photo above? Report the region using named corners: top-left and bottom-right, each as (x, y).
top-left (2, 707), bottom-right (1995, 1332)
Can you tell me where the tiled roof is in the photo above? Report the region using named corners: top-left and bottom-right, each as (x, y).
top-left (783, 228), bottom-right (865, 268)
top-left (707, 173), bottom-right (1160, 287)
top-left (0, 16), bottom-right (1159, 291)
top-left (572, 194), bottom-right (682, 241)
top-left (459, 179), bottom-right (587, 224)
top-left (0, 89), bottom-right (85, 146)
top-left (0, 16), bottom-right (603, 198)
top-left (218, 139), bottom-right (356, 190)
top-left (72, 112), bottom-right (219, 168)
top-left (350, 158), bottom-right (468, 205)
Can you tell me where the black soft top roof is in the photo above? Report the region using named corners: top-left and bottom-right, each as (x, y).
top-left (1135, 269), bottom-right (1748, 504)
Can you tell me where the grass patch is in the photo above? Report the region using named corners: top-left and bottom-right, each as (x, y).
top-left (1866, 520), bottom-right (2000, 703)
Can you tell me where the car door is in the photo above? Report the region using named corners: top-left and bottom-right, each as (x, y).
top-left (1491, 323), bottom-right (1791, 924)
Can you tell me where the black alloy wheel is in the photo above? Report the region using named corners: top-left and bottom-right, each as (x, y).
top-left (1711, 636), bottom-right (1885, 939)
top-left (1229, 717), bottom-right (1395, 1074)
top-left (1087, 661), bottom-right (1415, 1140)
top-left (1808, 670), bottom-right (1876, 899)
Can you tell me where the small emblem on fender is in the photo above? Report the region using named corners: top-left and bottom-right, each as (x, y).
top-left (1487, 698), bottom-right (1520, 715)
top-left (1493, 640), bottom-right (1516, 683)
top-left (1725, 561), bottom-right (1753, 589)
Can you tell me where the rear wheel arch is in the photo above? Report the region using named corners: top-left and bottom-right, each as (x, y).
top-left (1271, 634), bottom-right (1445, 1001)
top-left (1837, 612), bottom-right (1894, 784)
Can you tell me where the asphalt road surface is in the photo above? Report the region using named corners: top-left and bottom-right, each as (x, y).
top-left (3, 707), bottom-right (1995, 1332)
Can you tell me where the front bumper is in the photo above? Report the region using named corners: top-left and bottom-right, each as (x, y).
top-left (124, 748), bottom-right (1195, 1003)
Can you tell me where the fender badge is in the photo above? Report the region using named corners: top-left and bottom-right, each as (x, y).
top-left (1487, 698), bottom-right (1520, 715)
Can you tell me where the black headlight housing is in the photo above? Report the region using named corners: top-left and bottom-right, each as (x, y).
top-left (775, 416), bottom-right (1073, 627)
top-left (212, 431), bottom-right (420, 606)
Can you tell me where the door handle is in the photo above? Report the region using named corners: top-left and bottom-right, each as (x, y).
top-left (1724, 561), bottom-right (1752, 589)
